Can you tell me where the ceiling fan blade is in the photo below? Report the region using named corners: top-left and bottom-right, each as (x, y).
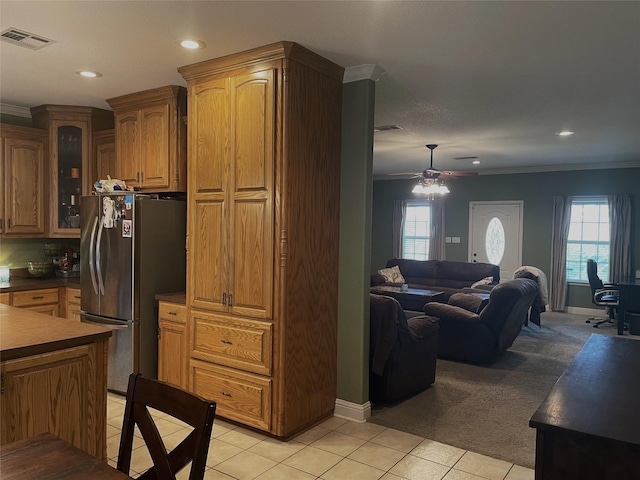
top-left (386, 171), bottom-right (421, 177)
top-left (443, 171), bottom-right (478, 177)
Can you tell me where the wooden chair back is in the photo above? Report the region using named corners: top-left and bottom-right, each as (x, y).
top-left (117, 373), bottom-right (217, 480)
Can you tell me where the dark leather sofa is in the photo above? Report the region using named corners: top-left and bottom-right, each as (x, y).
top-left (422, 278), bottom-right (538, 364)
top-left (369, 294), bottom-right (439, 403)
top-left (372, 258), bottom-right (500, 301)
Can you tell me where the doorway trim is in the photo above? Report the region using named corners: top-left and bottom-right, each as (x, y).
top-left (468, 200), bottom-right (524, 280)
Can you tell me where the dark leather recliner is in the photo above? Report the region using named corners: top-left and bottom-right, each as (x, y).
top-left (422, 278), bottom-right (538, 364)
top-left (369, 294), bottom-right (439, 403)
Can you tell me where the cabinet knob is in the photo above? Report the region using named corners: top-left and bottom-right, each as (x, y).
top-left (220, 339), bottom-right (232, 345)
top-left (168, 311), bottom-right (177, 315)
top-left (219, 391), bottom-right (232, 397)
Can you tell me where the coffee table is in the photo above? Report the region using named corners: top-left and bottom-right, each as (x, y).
top-left (370, 285), bottom-right (445, 312)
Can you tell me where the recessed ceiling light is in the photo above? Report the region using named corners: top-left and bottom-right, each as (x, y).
top-left (180, 39), bottom-right (206, 49)
top-left (76, 70), bottom-right (102, 78)
top-left (472, 160), bottom-right (480, 165)
top-left (556, 130), bottom-right (575, 136)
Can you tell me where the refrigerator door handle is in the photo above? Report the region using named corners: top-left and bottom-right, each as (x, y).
top-left (81, 312), bottom-right (130, 329)
top-left (88, 216), bottom-right (100, 295)
top-left (95, 219), bottom-right (106, 295)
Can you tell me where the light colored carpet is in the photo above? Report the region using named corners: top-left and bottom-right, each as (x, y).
top-left (368, 311), bottom-right (634, 469)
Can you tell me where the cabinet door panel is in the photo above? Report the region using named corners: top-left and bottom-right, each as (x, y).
top-left (3, 137), bottom-right (45, 235)
top-left (158, 320), bottom-right (187, 389)
top-left (231, 199), bottom-right (272, 318)
top-left (192, 78), bottom-right (230, 194)
top-left (232, 70), bottom-right (274, 192)
top-left (1, 346), bottom-right (88, 451)
top-left (190, 200), bottom-right (228, 311)
top-left (114, 111), bottom-right (140, 186)
top-left (140, 105), bottom-right (170, 188)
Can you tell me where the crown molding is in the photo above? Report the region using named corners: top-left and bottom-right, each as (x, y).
top-left (0, 103), bottom-right (32, 118)
top-left (343, 64), bottom-right (385, 83)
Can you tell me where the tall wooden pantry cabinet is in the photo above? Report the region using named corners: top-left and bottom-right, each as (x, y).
top-left (178, 41), bottom-right (344, 438)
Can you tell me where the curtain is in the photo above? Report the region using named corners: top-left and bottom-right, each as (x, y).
top-left (549, 196), bottom-right (572, 311)
top-left (391, 200), bottom-right (405, 259)
top-left (429, 197), bottom-right (446, 260)
top-left (608, 194), bottom-right (632, 283)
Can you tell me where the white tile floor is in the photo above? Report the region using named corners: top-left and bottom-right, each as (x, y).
top-left (106, 392), bottom-right (533, 480)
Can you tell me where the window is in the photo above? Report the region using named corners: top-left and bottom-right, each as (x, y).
top-left (402, 200), bottom-right (430, 260)
top-left (566, 197), bottom-right (610, 282)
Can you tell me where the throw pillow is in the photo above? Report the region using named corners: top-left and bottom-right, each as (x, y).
top-left (471, 276), bottom-right (493, 288)
top-left (378, 265), bottom-right (406, 284)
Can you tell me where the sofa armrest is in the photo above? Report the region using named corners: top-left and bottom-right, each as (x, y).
top-left (447, 292), bottom-right (489, 313)
top-left (423, 302), bottom-right (480, 323)
top-left (406, 315), bottom-right (439, 339)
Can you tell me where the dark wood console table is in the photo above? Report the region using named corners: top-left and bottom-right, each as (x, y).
top-left (529, 334), bottom-right (640, 479)
top-left (370, 285), bottom-right (444, 312)
top-left (617, 278), bottom-right (640, 335)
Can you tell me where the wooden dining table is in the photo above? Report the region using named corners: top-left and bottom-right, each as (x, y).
top-left (0, 432), bottom-right (132, 479)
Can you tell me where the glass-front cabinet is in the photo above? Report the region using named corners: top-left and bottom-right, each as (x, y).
top-left (31, 105), bottom-right (114, 238)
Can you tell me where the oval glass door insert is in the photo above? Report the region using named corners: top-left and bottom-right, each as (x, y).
top-left (485, 217), bottom-right (505, 265)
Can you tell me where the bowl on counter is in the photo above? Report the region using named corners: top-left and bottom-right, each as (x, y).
top-left (27, 261), bottom-right (54, 278)
top-left (43, 243), bottom-right (61, 257)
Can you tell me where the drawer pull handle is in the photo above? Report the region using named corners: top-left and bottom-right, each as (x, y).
top-left (220, 391), bottom-right (232, 397)
top-left (32, 296), bottom-right (44, 300)
top-left (220, 340), bottom-right (233, 345)
top-left (168, 311), bottom-right (177, 315)
top-left (74, 296), bottom-right (81, 300)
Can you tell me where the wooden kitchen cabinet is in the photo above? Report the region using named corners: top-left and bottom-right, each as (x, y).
top-left (0, 292), bottom-right (11, 305)
top-left (157, 301), bottom-right (187, 389)
top-left (0, 125), bottom-right (48, 237)
top-left (31, 105), bottom-right (114, 238)
top-left (65, 287), bottom-right (82, 322)
top-left (93, 129), bottom-right (116, 182)
top-left (107, 86), bottom-right (187, 192)
top-left (12, 288), bottom-right (60, 317)
top-left (179, 42), bottom-right (343, 437)
top-left (1, 305), bottom-right (110, 460)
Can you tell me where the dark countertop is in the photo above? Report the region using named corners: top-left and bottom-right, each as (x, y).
top-left (155, 292), bottom-right (186, 304)
top-left (0, 304), bottom-right (112, 361)
top-left (0, 276), bottom-right (81, 293)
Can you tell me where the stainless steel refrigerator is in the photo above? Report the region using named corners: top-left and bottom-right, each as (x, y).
top-left (80, 192), bottom-right (186, 394)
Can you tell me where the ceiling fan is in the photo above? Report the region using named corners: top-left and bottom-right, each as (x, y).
top-left (412, 144), bottom-right (478, 182)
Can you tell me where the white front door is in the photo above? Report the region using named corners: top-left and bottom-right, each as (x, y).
top-left (469, 201), bottom-right (523, 282)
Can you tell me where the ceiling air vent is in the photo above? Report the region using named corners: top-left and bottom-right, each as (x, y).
top-left (374, 125), bottom-right (403, 132)
top-left (1, 28), bottom-right (55, 50)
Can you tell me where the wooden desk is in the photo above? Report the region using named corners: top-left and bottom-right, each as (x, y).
top-left (617, 278), bottom-right (640, 335)
top-left (529, 334), bottom-right (640, 479)
top-left (0, 433), bottom-right (131, 479)
top-left (370, 285), bottom-right (444, 311)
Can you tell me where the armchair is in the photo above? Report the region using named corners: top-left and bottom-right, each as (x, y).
top-left (423, 278), bottom-right (538, 363)
top-left (369, 294), bottom-right (439, 403)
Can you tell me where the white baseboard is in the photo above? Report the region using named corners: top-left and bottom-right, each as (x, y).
top-left (334, 398), bottom-right (371, 423)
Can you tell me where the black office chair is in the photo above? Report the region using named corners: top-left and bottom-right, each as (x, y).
top-left (585, 259), bottom-right (619, 328)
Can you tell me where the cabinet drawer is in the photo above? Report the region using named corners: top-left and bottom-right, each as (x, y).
top-left (159, 302), bottom-right (187, 324)
top-left (190, 359), bottom-right (271, 431)
top-left (12, 288), bottom-right (59, 307)
top-left (66, 287), bottom-right (81, 305)
top-left (191, 311), bottom-right (272, 376)
top-left (0, 293), bottom-right (11, 305)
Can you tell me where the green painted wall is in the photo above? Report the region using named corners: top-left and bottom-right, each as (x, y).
top-left (337, 79), bottom-right (375, 404)
top-left (372, 168), bottom-right (640, 309)
top-left (1, 114), bottom-right (32, 127)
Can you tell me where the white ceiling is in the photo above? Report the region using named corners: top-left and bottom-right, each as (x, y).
top-left (1, 1), bottom-right (639, 178)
